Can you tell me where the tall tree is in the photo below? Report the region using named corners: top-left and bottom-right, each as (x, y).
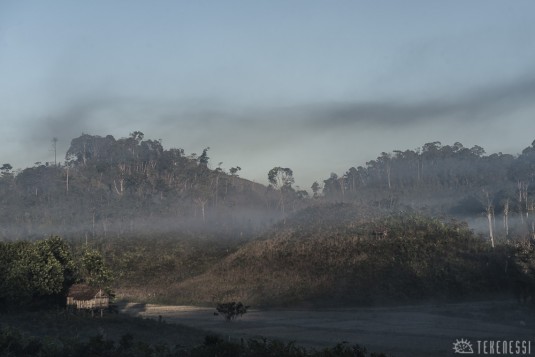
top-left (229, 166), bottom-right (241, 176)
top-left (503, 198), bottom-right (510, 237)
top-left (482, 189), bottom-right (495, 248)
top-left (199, 147), bottom-right (210, 166)
top-left (80, 248), bottom-right (112, 288)
top-left (268, 167), bottom-right (294, 214)
top-left (52, 137), bottom-right (58, 166)
top-left (0, 163), bottom-right (12, 177)
top-left (311, 181), bottom-right (321, 198)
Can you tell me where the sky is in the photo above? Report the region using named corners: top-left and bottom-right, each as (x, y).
top-left (1, 1), bottom-right (535, 188)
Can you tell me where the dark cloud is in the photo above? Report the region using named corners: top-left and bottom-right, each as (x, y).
top-left (31, 96), bottom-right (123, 141)
top-left (31, 74), bottom-right (535, 146)
top-left (23, 74), bottom-right (535, 177)
top-left (303, 75), bottom-right (535, 129)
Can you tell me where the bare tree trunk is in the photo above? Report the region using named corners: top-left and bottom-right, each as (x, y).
top-left (487, 208), bottom-right (495, 248)
top-left (492, 209), bottom-right (496, 234)
top-left (82, 142), bottom-right (87, 166)
top-left (518, 181), bottom-right (528, 223)
top-left (194, 198), bottom-right (208, 223)
top-left (524, 184), bottom-right (530, 218)
top-left (113, 180), bottom-right (124, 195)
top-left (419, 159), bottom-right (423, 184)
top-left (215, 175), bottom-right (219, 206)
top-left (52, 137), bottom-right (58, 166)
top-left (386, 164), bottom-right (392, 190)
top-left (66, 167), bottom-right (69, 194)
top-left (503, 199), bottom-right (509, 237)
top-left (484, 190), bottom-right (495, 248)
top-left (338, 177), bottom-right (345, 202)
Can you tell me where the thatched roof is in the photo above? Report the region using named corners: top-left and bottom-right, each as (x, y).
top-left (67, 284), bottom-right (106, 300)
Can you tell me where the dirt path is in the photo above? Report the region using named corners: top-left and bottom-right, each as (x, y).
top-left (120, 299), bottom-right (534, 356)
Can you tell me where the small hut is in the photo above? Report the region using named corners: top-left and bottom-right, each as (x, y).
top-left (67, 284), bottom-right (109, 316)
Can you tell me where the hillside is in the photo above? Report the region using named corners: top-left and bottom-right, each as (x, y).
top-left (2, 134), bottom-right (535, 308)
top-left (129, 206), bottom-right (525, 307)
top-left (320, 141), bottom-right (535, 221)
top-left (2, 135), bottom-right (535, 241)
top-left (0, 132), bottom-right (290, 240)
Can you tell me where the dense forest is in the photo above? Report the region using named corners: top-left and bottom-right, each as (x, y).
top-left (0, 132), bottom-right (300, 240)
top-left (2, 132), bottom-right (535, 242)
top-left (321, 141), bottom-right (535, 234)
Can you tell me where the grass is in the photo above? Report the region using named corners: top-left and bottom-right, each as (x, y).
top-left (0, 309), bottom-right (206, 348)
top-left (1, 309), bottom-right (391, 356)
top-left (90, 207), bottom-right (525, 308)
top-left (158, 213), bottom-right (513, 307)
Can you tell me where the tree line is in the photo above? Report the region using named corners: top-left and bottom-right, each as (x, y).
top-left (0, 236), bottom-right (111, 310)
top-left (318, 140), bottom-right (535, 241)
top-left (0, 132), bottom-right (290, 240)
top-left (2, 133), bottom-right (535, 242)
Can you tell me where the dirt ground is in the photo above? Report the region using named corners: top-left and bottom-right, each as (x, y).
top-left (120, 299), bottom-right (534, 357)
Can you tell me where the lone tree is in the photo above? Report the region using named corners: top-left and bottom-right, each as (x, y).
top-left (199, 147), bottom-right (210, 166)
top-left (268, 167), bottom-right (294, 214)
top-left (215, 302), bottom-right (249, 321)
top-left (229, 166), bottom-right (241, 176)
top-left (311, 181), bottom-right (321, 198)
top-left (1, 163), bottom-right (12, 177)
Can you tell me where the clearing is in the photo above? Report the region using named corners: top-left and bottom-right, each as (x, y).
top-left (120, 299), bottom-right (534, 356)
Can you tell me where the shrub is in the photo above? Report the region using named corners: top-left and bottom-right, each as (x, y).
top-left (216, 302), bottom-right (249, 321)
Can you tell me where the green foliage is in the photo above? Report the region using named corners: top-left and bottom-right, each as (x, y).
top-left (311, 181), bottom-right (321, 198)
top-left (268, 167), bottom-right (294, 189)
top-left (509, 239), bottom-right (535, 303)
top-left (0, 236), bottom-right (115, 310)
top-left (512, 240), bottom-right (535, 276)
top-left (251, 338), bottom-right (308, 356)
top-left (0, 326), bottom-right (388, 357)
top-left (191, 335), bottom-right (388, 357)
top-left (215, 301), bottom-right (249, 321)
top-left (79, 248), bottom-right (113, 289)
top-left (0, 236), bottom-right (76, 309)
top-left (199, 147), bottom-right (210, 166)
top-left (229, 166), bottom-right (241, 176)
top-left (0, 327), bottom-right (188, 357)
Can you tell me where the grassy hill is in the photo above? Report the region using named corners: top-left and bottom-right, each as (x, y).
top-left (113, 205), bottom-right (515, 307)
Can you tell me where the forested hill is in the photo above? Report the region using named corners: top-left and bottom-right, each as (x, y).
top-left (0, 132), bottom-right (290, 240)
top-left (321, 140), bottom-right (535, 218)
top-left (1, 132), bottom-right (535, 241)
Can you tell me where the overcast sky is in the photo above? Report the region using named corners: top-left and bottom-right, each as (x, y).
top-left (1, 1), bottom-right (535, 188)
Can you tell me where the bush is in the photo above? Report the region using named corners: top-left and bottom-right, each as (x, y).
top-left (215, 302), bottom-right (249, 321)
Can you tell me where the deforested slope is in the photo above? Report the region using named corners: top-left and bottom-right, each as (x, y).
top-left (168, 205), bottom-right (513, 306)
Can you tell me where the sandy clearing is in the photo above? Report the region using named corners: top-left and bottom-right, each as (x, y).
top-left (120, 299), bottom-right (534, 357)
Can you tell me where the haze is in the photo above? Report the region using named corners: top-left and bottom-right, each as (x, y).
top-left (2, 1), bottom-right (535, 187)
